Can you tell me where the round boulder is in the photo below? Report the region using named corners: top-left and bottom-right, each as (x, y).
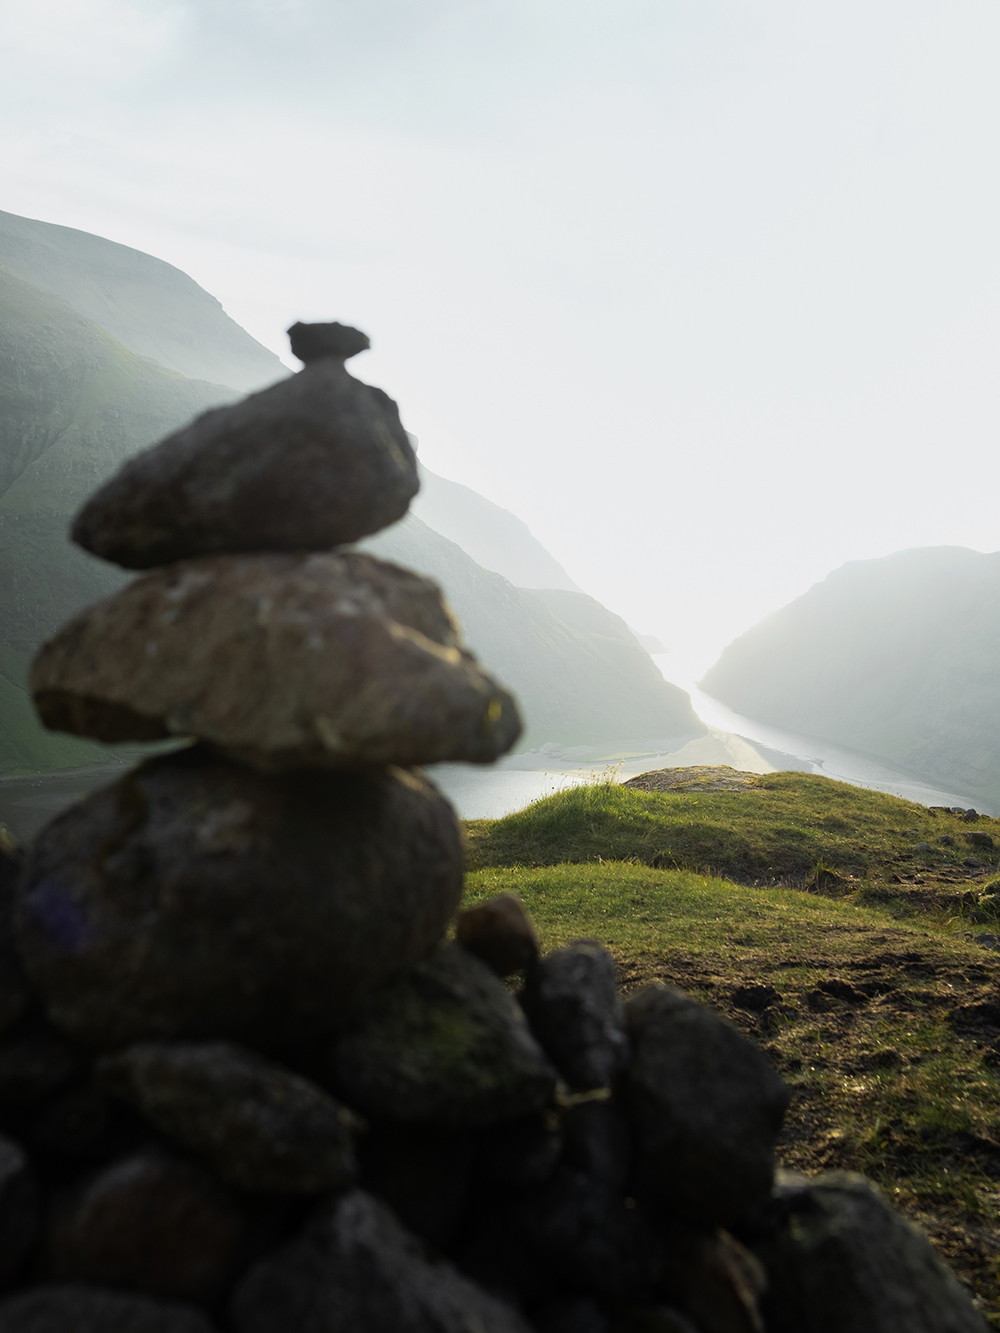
top-left (15, 748), bottom-right (463, 1052)
top-left (71, 329), bottom-right (418, 568)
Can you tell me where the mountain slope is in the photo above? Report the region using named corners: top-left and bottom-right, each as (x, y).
top-left (701, 546), bottom-right (1000, 804)
top-left (0, 265), bottom-right (237, 772)
top-left (362, 515), bottom-right (701, 751)
top-left (0, 209), bottom-right (283, 391)
top-left (411, 466), bottom-right (581, 591)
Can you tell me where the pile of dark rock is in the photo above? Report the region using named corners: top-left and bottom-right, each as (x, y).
top-left (0, 324), bottom-right (986, 1332)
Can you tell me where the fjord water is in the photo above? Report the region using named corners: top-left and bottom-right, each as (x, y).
top-left (1, 655), bottom-right (983, 845)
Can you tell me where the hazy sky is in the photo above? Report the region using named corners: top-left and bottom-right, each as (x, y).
top-left (3, 1), bottom-right (1000, 675)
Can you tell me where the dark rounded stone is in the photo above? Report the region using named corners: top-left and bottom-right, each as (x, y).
top-left (532, 1297), bottom-right (612, 1333)
top-left (0, 1133), bottom-right (39, 1288)
top-left (287, 321), bottom-right (370, 363)
top-left (71, 350), bottom-right (417, 569)
top-left (521, 941), bottom-right (629, 1091)
top-left (0, 1283), bottom-right (217, 1332)
top-left (474, 1114), bottom-right (562, 1194)
top-left (100, 1042), bottom-right (362, 1194)
top-left (229, 1189), bottom-right (532, 1333)
top-left (0, 1034), bottom-right (83, 1109)
top-left (751, 1171), bottom-right (987, 1332)
top-left (358, 1123), bottom-right (476, 1250)
top-left (456, 895), bottom-right (539, 977)
top-left (561, 1099), bottom-right (631, 1192)
top-left (330, 944), bottom-right (557, 1128)
top-left (0, 846), bottom-right (28, 1039)
top-left (45, 1150), bottom-right (245, 1303)
top-left (967, 831), bottom-right (994, 848)
top-left (16, 748), bottom-right (463, 1052)
top-left (511, 1165), bottom-right (665, 1303)
top-left (624, 982), bottom-right (790, 1226)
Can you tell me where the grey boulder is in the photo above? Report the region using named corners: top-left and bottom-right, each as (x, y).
top-left (100, 1041), bottom-right (362, 1194)
top-left (331, 943), bottom-right (557, 1127)
top-left (31, 552), bottom-right (521, 770)
top-left (624, 982), bottom-right (790, 1225)
top-left (230, 1188), bottom-right (532, 1333)
top-left (16, 747), bottom-right (463, 1051)
top-left (71, 327), bottom-right (418, 567)
top-left (521, 940), bottom-right (629, 1090)
top-left (0, 1285), bottom-right (217, 1332)
top-left (752, 1170), bottom-right (989, 1332)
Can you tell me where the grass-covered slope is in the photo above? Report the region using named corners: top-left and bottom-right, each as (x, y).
top-left (463, 778), bottom-right (1000, 1321)
top-left (0, 209), bottom-right (283, 391)
top-left (701, 546), bottom-right (1000, 808)
top-left (0, 266), bottom-right (236, 772)
top-left (362, 514), bottom-right (703, 751)
top-left (467, 770), bottom-right (1000, 903)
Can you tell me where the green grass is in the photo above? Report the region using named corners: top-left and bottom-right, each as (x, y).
top-left (464, 859), bottom-right (895, 954)
top-left (462, 785), bottom-right (1000, 1321)
top-left (466, 771), bottom-right (998, 891)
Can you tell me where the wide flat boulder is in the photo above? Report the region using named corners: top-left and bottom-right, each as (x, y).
top-left (16, 748), bottom-right (463, 1052)
top-left (31, 552), bottom-right (521, 771)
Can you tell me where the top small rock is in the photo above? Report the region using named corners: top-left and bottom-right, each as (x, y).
top-left (72, 322), bottom-right (418, 569)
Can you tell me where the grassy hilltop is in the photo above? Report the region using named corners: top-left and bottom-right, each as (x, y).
top-left (464, 772), bottom-right (1000, 1324)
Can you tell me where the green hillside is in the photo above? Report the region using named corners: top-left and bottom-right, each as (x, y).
top-left (0, 265), bottom-right (236, 772)
top-left (0, 209), bottom-right (284, 391)
top-left (701, 547), bottom-right (1000, 808)
top-left (361, 514), bottom-right (702, 752)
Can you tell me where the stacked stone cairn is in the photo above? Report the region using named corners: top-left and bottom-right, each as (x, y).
top-left (0, 323), bottom-right (986, 1332)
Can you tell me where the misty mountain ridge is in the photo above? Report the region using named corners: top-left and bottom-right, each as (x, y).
top-left (361, 515), bottom-right (698, 753)
top-left (0, 209), bottom-right (284, 392)
top-left (0, 219), bottom-right (701, 772)
top-left (411, 465), bottom-right (581, 593)
top-left (701, 545), bottom-right (1000, 806)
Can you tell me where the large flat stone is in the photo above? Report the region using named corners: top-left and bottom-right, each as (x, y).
top-left (71, 348), bottom-right (418, 568)
top-left (31, 552), bottom-right (521, 770)
top-left (16, 748), bottom-right (463, 1051)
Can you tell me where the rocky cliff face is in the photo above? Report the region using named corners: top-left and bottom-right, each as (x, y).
top-left (701, 546), bottom-right (1000, 805)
